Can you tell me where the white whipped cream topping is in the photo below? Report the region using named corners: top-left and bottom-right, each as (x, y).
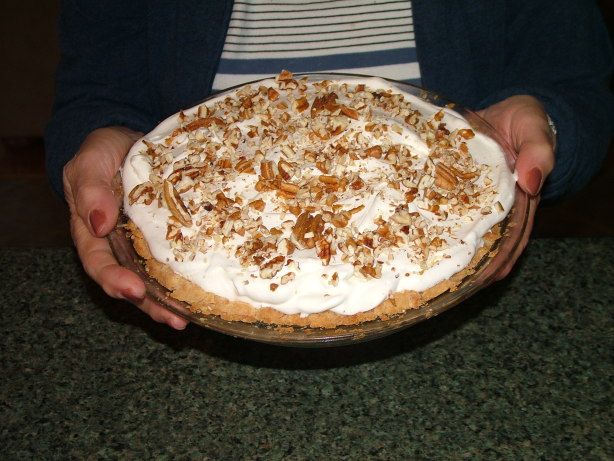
top-left (122, 76), bottom-right (516, 316)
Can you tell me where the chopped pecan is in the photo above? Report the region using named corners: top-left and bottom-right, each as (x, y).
top-left (259, 255), bottom-right (285, 279)
top-left (249, 199), bottom-right (265, 211)
top-left (340, 105), bottom-right (359, 120)
top-left (294, 97), bottom-right (309, 113)
top-left (434, 164), bottom-right (459, 191)
top-left (315, 238), bottom-right (331, 265)
top-left (267, 88), bottom-right (279, 101)
top-left (276, 69), bottom-right (294, 82)
top-left (235, 158), bottom-right (255, 174)
top-left (163, 180), bottom-right (192, 227)
top-left (185, 116), bottom-right (225, 132)
top-left (279, 182), bottom-right (299, 196)
top-left (364, 145), bottom-right (383, 159)
top-left (318, 175), bottom-right (339, 185)
top-left (260, 161), bottom-right (275, 180)
top-left (277, 159), bottom-right (293, 181)
top-left (457, 128), bottom-right (475, 140)
top-left (128, 182), bottom-right (156, 206)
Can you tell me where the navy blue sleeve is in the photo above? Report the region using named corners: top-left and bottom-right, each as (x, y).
top-left (478, 0), bottom-right (613, 201)
top-left (44, 0), bottom-right (155, 197)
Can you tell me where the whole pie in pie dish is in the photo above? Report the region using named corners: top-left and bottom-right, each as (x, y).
top-left (120, 71), bottom-right (516, 328)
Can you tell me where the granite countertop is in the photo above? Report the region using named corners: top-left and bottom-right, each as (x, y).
top-left (1, 239), bottom-right (612, 459)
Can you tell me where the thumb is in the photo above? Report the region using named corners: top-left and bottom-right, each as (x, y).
top-left (512, 118), bottom-right (555, 197)
top-left (67, 127), bottom-right (141, 237)
top-left (74, 174), bottom-right (120, 239)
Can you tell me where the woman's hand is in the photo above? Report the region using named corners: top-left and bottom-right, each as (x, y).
top-left (63, 126), bottom-right (189, 330)
top-left (477, 95), bottom-right (556, 279)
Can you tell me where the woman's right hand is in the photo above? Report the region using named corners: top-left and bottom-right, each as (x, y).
top-left (63, 126), bottom-right (189, 330)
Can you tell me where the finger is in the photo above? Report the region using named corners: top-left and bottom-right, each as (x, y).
top-left (66, 129), bottom-right (141, 237)
top-left (72, 214), bottom-right (146, 300)
top-left (70, 152), bottom-right (123, 237)
top-left (72, 208), bottom-right (187, 329)
top-left (72, 215), bottom-right (188, 327)
top-left (137, 298), bottom-right (189, 330)
top-left (512, 114), bottom-right (555, 197)
top-left (515, 140), bottom-right (555, 197)
top-left (74, 179), bottom-right (120, 238)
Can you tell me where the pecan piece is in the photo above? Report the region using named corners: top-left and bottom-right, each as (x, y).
top-left (260, 161), bottom-right (275, 180)
top-left (249, 199), bottom-right (265, 211)
top-left (163, 180), bottom-right (192, 227)
top-left (340, 105), bottom-right (359, 120)
top-left (277, 159), bottom-right (293, 181)
top-left (276, 69), bottom-right (294, 82)
top-left (279, 182), bottom-right (300, 196)
top-left (167, 166), bottom-right (204, 185)
top-left (434, 164), bottom-right (459, 191)
top-left (294, 97), bottom-right (309, 113)
top-left (315, 238), bottom-right (331, 266)
top-left (267, 88), bottom-right (279, 101)
top-left (350, 177), bottom-right (365, 190)
top-left (235, 158), bottom-right (255, 174)
top-left (364, 145), bottom-right (383, 159)
top-left (331, 212), bottom-right (350, 228)
top-left (457, 128), bottom-right (475, 139)
top-left (259, 255), bottom-right (285, 279)
top-left (292, 212), bottom-right (311, 242)
top-left (359, 265), bottom-right (377, 278)
top-left (128, 182), bottom-right (156, 206)
top-left (318, 175), bottom-right (339, 185)
top-left (185, 116), bottom-right (225, 132)
top-left (280, 272), bottom-right (296, 285)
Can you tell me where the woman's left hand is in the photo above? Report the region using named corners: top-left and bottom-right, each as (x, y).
top-left (477, 95), bottom-right (556, 279)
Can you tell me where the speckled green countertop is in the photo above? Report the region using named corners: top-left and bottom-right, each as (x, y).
top-left (1, 239), bottom-right (612, 459)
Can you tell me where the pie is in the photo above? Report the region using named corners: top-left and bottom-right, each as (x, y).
top-left (121, 71), bottom-right (515, 328)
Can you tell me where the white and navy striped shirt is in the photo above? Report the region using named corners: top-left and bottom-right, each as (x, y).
top-left (212, 0), bottom-right (421, 91)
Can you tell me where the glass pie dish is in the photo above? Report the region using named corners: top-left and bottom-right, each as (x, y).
top-left (108, 73), bottom-right (534, 347)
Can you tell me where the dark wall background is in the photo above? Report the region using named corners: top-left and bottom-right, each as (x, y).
top-left (0, 1), bottom-right (60, 137)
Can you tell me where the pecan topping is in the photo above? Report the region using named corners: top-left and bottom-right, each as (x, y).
top-left (129, 70), bottom-right (503, 284)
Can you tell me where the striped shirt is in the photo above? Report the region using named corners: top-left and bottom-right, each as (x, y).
top-left (212, 0), bottom-right (421, 91)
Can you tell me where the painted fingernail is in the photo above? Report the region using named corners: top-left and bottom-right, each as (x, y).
top-left (89, 209), bottom-right (106, 236)
top-left (526, 167), bottom-right (543, 196)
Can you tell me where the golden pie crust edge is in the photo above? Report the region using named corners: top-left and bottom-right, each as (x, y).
top-left (126, 220), bottom-right (501, 328)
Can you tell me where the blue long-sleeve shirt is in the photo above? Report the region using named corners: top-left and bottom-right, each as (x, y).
top-left (45, 0), bottom-right (613, 201)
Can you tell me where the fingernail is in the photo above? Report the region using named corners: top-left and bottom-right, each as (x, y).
top-left (526, 167), bottom-right (543, 196)
top-left (89, 209), bottom-right (106, 236)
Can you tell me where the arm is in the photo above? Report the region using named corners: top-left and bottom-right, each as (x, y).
top-left (473, 0), bottom-right (611, 278)
top-left (477, 0), bottom-right (613, 202)
top-left (45, 0), bottom-right (155, 197)
top-left (45, 1), bottom-right (186, 329)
